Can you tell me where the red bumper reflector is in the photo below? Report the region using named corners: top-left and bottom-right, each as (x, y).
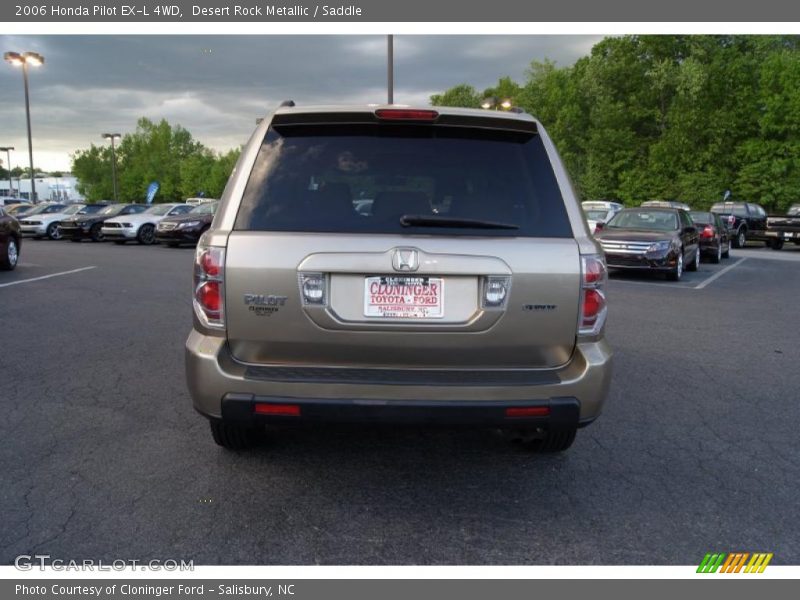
top-left (505, 406), bottom-right (550, 418)
top-left (254, 403), bottom-right (301, 416)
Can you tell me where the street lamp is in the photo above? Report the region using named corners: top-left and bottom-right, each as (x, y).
top-left (101, 133), bottom-right (121, 202)
top-left (4, 51), bottom-right (44, 203)
top-left (0, 146), bottom-right (14, 196)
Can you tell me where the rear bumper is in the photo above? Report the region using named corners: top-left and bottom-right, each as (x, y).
top-left (765, 230), bottom-right (800, 240)
top-left (216, 394), bottom-right (587, 428)
top-left (185, 331), bottom-right (612, 427)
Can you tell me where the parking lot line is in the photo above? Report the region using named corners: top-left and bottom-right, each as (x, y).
top-left (694, 258), bottom-right (748, 290)
top-left (0, 266), bottom-right (97, 288)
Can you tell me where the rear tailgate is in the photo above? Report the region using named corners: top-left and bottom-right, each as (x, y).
top-left (225, 233), bottom-right (580, 369)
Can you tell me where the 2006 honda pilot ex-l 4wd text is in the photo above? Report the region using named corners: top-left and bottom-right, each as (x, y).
top-left (186, 105), bottom-right (612, 452)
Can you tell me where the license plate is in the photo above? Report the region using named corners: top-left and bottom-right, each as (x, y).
top-left (364, 276), bottom-right (444, 319)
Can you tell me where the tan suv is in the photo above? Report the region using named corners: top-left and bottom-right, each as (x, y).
top-left (185, 104), bottom-right (612, 452)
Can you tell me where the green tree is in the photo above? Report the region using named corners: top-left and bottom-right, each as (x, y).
top-left (71, 145), bottom-right (115, 201)
top-left (429, 84), bottom-right (482, 108)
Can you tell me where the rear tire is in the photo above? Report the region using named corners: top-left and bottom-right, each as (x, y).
top-left (686, 248), bottom-right (699, 271)
top-left (0, 236), bottom-right (19, 270)
top-left (166, 242), bottom-right (180, 248)
top-left (710, 242), bottom-right (722, 264)
top-left (506, 427), bottom-right (577, 453)
top-left (769, 238), bottom-right (784, 251)
top-left (722, 238), bottom-right (731, 258)
top-left (733, 228), bottom-right (746, 248)
top-left (114, 240), bottom-right (126, 245)
top-left (209, 420), bottom-right (262, 450)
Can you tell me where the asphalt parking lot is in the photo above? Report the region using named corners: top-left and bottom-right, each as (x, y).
top-left (1, 240), bottom-right (799, 565)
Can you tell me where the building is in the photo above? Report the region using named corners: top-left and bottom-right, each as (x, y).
top-left (0, 174), bottom-right (85, 202)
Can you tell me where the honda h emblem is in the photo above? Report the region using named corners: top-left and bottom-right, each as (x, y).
top-left (392, 248), bottom-right (419, 272)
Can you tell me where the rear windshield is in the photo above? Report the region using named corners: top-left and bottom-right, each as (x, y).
top-left (234, 123), bottom-right (572, 237)
top-left (689, 211), bottom-right (713, 224)
top-left (608, 210), bottom-right (678, 231)
top-left (711, 203), bottom-right (748, 217)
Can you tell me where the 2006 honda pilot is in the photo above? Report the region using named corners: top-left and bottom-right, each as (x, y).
top-left (186, 104), bottom-right (612, 452)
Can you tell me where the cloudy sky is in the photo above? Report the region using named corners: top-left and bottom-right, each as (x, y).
top-left (0, 35), bottom-right (601, 171)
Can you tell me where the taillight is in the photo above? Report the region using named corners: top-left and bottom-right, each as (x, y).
top-left (727, 215), bottom-right (735, 227)
top-left (375, 109), bottom-right (439, 121)
top-left (579, 255), bottom-right (607, 337)
top-left (701, 226), bottom-right (715, 239)
top-left (594, 222), bottom-right (604, 234)
top-left (194, 246), bottom-right (225, 328)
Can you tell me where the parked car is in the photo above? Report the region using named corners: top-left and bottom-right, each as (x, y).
top-left (185, 197), bottom-right (219, 206)
top-left (0, 206), bottom-right (21, 270)
top-left (710, 201), bottom-right (768, 248)
top-left (764, 203), bottom-right (800, 250)
top-left (581, 200), bottom-right (624, 234)
top-left (18, 203), bottom-right (88, 240)
top-left (185, 104), bottom-right (612, 453)
top-left (4, 203), bottom-right (34, 217)
top-left (596, 207), bottom-right (700, 281)
top-left (101, 203), bottom-right (193, 245)
top-left (59, 203), bottom-right (147, 242)
top-left (18, 203), bottom-right (68, 237)
top-left (156, 201), bottom-right (218, 246)
top-left (689, 211), bottom-right (731, 263)
top-left (641, 200), bottom-right (692, 210)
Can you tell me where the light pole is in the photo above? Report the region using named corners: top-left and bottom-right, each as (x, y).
top-left (4, 51), bottom-right (44, 203)
top-left (0, 146), bottom-right (13, 196)
top-left (387, 34), bottom-right (394, 104)
top-left (101, 133), bottom-right (121, 202)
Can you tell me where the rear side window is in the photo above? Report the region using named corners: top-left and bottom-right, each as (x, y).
top-left (235, 123), bottom-right (572, 238)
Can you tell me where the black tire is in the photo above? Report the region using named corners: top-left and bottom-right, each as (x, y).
top-left (0, 236), bottom-right (19, 271)
top-left (137, 223), bottom-right (156, 245)
top-left (722, 238), bottom-right (731, 258)
top-left (710, 242), bottom-right (722, 264)
top-left (769, 238), bottom-right (784, 251)
top-left (70, 237), bottom-right (81, 243)
top-left (166, 242), bottom-right (180, 248)
top-left (733, 227), bottom-right (746, 248)
top-left (113, 240), bottom-right (126, 245)
top-left (46, 222), bottom-right (62, 240)
top-left (686, 248), bottom-right (699, 271)
top-left (667, 252), bottom-right (683, 281)
top-left (209, 420), bottom-right (262, 450)
top-left (89, 223), bottom-right (104, 242)
top-left (506, 427), bottom-right (577, 453)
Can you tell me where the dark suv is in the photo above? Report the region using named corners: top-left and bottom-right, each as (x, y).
top-left (710, 201), bottom-right (768, 248)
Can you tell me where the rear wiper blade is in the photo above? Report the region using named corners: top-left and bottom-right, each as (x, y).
top-left (399, 214), bottom-right (519, 230)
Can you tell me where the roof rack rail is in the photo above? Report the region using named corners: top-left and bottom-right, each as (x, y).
top-left (509, 107), bottom-right (525, 114)
top-left (280, 100), bottom-right (296, 107)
